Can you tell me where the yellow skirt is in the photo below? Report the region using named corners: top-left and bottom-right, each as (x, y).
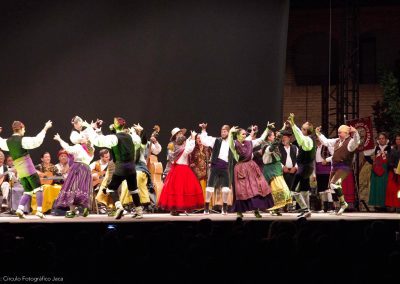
top-left (268, 176), bottom-right (292, 210)
top-left (31, 184), bottom-right (62, 214)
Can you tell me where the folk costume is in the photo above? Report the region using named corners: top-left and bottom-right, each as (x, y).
top-left (86, 118), bottom-right (143, 219)
top-left (0, 120), bottom-right (52, 218)
top-left (158, 135), bottom-right (204, 213)
top-left (200, 125), bottom-right (232, 215)
top-left (54, 135), bottom-right (94, 217)
top-left (317, 125), bottom-right (360, 215)
top-left (262, 133), bottom-right (292, 215)
top-left (229, 127), bottom-right (274, 217)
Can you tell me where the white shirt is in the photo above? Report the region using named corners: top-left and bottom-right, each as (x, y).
top-left (150, 142), bottom-right (162, 155)
top-left (175, 139), bottom-right (195, 165)
top-left (86, 127), bottom-right (141, 148)
top-left (200, 131), bottom-right (230, 162)
top-left (283, 145), bottom-right (298, 168)
top-left (262, 146), bottom-right (273, 164)
top-left (318, 132), bottom-right (361, 153)
top-left (60, 141), bottom-right (93, 165)
top-left (316, 145), bottom-right (334, 163)
top-left (0, 131), bottom-right (46, 151)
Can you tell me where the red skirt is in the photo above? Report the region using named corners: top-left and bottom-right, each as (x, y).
top-left (158, 164), bottom-right (205, 211)
top-left (342, 170), bottom-right (355, 203)
top-left (385, 171), bottom-right (400, 208)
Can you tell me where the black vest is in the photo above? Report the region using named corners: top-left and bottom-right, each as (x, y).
top-left (111, 132), bottom-right (135, 162)
top-left (279, 144), bottom-right (297, 167)
top-left (211, 138), bottom-right (224, 164)
top-left (6, 136), bottom-right (29, 160)
top-left (297, 136), bottom-right (317, 164)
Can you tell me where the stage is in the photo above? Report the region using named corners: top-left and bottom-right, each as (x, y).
top-left (0, 212), bottom-right (399, 223)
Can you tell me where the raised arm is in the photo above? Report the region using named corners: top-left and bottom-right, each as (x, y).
top-left (184, 131), bottom-right (197, 155)
top-left (85, 124), bottom-right (118, 148)
top-left (347, 127), bottom-right (361, 152)
top-left (228, 127), bottom-right (239, 162)
top-left (252, 123), bottom-right (272, 147)
top-left (21, 120), bottom-right (52, 150)
top-left (315, 126), bottom-right (337, 148)
top-left (54, 133), bottom-right (79, 156)
top-left (288, 114), bottom-right (313, 151)
top-left (291, 124), bottom-right (314, 151)
top-left (199, 123), bottom-right (216, 147)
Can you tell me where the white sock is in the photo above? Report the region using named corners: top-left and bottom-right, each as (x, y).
top-left (115, 201), bottom-right (123, 209)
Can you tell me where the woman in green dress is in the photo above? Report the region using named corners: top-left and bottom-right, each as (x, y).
top-left (262, 128), bottom-right (292, 216)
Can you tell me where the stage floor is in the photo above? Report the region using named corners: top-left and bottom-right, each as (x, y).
top-left (0, 212), bottom-right (399, 223)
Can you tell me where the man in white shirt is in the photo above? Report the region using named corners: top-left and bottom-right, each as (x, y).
top-left (316, 124), bottom-right (360, 215)
top-left (278, 130), bottom-right (299, 190)
top-left (86, 117), bottom-right (143, 219)
top-left (0, 120), bottom-right (52, 218)
top-left (199, 123), bottom-right (231, 215)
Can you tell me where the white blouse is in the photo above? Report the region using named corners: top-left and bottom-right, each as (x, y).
top-left (60, 141), bottom-right (93, 165)
top-left (175, 139), bottom-right (195, 165)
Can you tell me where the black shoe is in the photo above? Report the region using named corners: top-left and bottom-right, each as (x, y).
top-left (297, 209), bottom-right (311, 218)
top-left (170, 211), bottom-right (179, 216)
top-left (254, 210), bottom-right (262, 218)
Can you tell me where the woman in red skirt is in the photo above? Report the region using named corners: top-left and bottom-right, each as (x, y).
top-left (158, 130), bottom-right (204, 215)
top-left (385, 134), bottom-right (400, 211)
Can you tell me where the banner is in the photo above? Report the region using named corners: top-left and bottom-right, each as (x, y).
top-left (346, 116), bottom-right (374, 151)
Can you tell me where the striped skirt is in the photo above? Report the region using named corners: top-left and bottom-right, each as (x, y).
top-left (55, 162), bottom-right (92, 208)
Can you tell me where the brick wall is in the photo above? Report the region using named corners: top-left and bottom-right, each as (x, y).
top-left (282, 4), bottom-right (400, 134)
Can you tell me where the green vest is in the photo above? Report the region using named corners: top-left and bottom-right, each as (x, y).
top-left (6, 135), bottom-right (29, 160)
top-left (111, 132), bottom-right (135, 162)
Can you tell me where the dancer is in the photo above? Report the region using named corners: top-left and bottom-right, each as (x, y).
top-left (262, 126), bottom-right (292, 216)
top-left (316, 124), bottom-right (360, 215)
top-left (315, 139), bottom-right (334, 213)
top-left (385, 134), bottom-right (400, 211)
top-left (70, 115), bottom-right (102, 144)
top-left (158, 130), bottom-right (204, 215)
top-left (199, 123), bottom-right (232, 215)
top-left (228, 125), bottom-right (274, 218)
top-left (287, 113), bottom-right (315, 218)
top-left (189, 134), bottom-right (212, 198)
top-left (86, 117), bottom-right (143, 219)
top-left (53, 133), bottom-right (94, 217)
top-left (0, 120), bottom-right (52, 218)
top-left (162, 127), bottom-right (186, 180)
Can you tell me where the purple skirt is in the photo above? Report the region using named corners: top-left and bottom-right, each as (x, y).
top-left (232, 195), bottom-right (275, 212)
top-left (55, 162), bottom-right (92, 208)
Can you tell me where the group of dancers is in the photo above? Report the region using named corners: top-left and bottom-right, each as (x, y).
top-left (0, 112), bottom-right (360, 219)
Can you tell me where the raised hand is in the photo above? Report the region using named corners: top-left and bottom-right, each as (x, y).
top-left (133, 123), bottom-right (143, 132)
top-left (96, 119), bottom-right (103, 127)
top-left (199, 123), bottom-right (207, 129)
top-left (288, 113), bottom-right (295, 126)
top-left (191, 130), bottom-right (197, 139)
top-left (54, 133), bottom-right (61, 141)
top-left (267, 121), bottom-right (275, 129)
top-left (349, 126), bottom-right (356, 133)
top-left (230, 126), bottom-right (239, 133)
top-left (315, 126), bottom-right (322, 136)
top-left (44, 120), bottom-right (53, 130)
top-left (89, 120), bottom-right (98, 129)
